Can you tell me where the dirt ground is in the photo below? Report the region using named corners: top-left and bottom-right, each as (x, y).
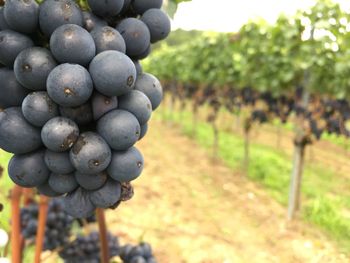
top-left (106, 119), bottom-right (349, 263)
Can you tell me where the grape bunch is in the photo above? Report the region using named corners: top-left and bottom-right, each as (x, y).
top-left (59, 231), bottom-right (120, 262)
top-left (20, 199), bottom-right (74, 251)
top-left (0, 0), bottom-right (169, 218)
top-left (119, 242), bottom-right (157, 263)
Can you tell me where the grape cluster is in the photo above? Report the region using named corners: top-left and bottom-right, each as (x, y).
top-left (59, 231), bottom-right (119, 263)
top-left (119, 243), bottom-right (157, 263)
top-left (0, 0), bottom-right (169, 218)
top-left (165, 82), bottom-right (350, 141)
top-left (20, 199), bottom-right (73, 251)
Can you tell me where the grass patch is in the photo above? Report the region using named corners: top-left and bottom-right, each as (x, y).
top-left (322, 133), bottom-right (350, 151)
top-left (0, 150), bottom-right (13, 231)
top-left (0, 150), bottom-right (13, 259)
top-left (157, 106), bottom-right (350, 254)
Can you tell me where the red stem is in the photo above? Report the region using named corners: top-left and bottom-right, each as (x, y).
top-left (96, 208), bottom-right (109, 263)
top-left (34, 196), bottom-right (49, 263)
top-left (11, 186), bottom-right (23, 263)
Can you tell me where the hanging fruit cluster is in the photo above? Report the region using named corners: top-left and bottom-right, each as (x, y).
top-left (0, 0), bottom-right (170, 218)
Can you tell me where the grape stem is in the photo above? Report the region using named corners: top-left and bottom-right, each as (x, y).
top-left (96, 208), bottom-right (109, 263)
top-left (11, 185), bottom-right (23, 263)
top-left (34, 196), bottom-right (49, 263)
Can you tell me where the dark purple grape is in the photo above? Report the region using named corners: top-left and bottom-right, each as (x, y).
top-left (0, 30), bottom-right (34, 67)
top-left (44, 150), bottom-right (75, 174)
top-left (0, 8), bottom-right (10, 30)
top-left (39, 0), bottom-right (83, 36)
top-left (37, 181), bottom-right (63, 197)
top-left (50, 24), bottom-right (96, 66)
top-left (141, 9), bottom-right (170, 43)
top-left (118, 90), bottom-right (152, 125)
top-left (97, 109), bottom-right (140, 151)
top-left (89, 179), bottom-right (121, 208)
top-left (62, 187), bottom-right (96, 218)
top-left (4, 0), bottom-right (39, 34)
top-left (139, 123), bottom-right (148, 140)
top-left (0, 68), bottom-right (29, 109)
top-left (89, 50), bottom-right (136, 96)
top-left (132, 0), bottom-right (163, 14)
top-left (75, 171), bottom-right (108, 191)
top-left (82, 11), bottom-right (107, 32)
top-left (116, 18), bottom-right (150, 57)
top-left (91, 92), bottom-right (118, 120)
top-left (47, 63), bottom-right (93, 107)
top-left (0, 107), bottom-right (42, 154)
top-left (14, 47), bottom-right (57, 91)
top-left (22, 92), bottom-right (59, 127)
top-left (49, 173), bottom-right (78, 194)
top-left (90, 26), bottom-right (126, 54)
top-left (87, 0), bottom-right (124, 17)
top-left (70, 132), bottom-right (111, 175)
top-left (134, 73), bottom-right (163, 110)
top-left (41, 117), bottom-right (79, 152)
top-left (107, 147), bottom-right (144, 183)
top-left (9, 150), bottom-right (50, 187)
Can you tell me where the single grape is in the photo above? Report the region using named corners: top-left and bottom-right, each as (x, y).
top-left (90, 26), bottom-right (126, 54)
top-left (47, 63), bottom-right (93, 107)
top-left (118, 90), bottom-right (152, 125)
top-left (41, 117), bottom-right (79, 152)
top-left (70, 132), bottom-right (111, 175)
top-left (49, 173), bottom-right (78, 194)
top-left (22, 92), bottom-right (59, 127)
top-left (37, 181), bottom-right (62, 197)
top-left (0, 8), bottom-right (10, 30)
top-left (97, 109), bottom-right (140, 151)
top-left (0, 68), bottom-right (29, 109)
top-left (91, 92), bottom-right (118, 120)
top-left (9, 150), bottom-right (49, 187)
top-left (39, 0), bottom-right (83, 36)
top-left (0, 30), bottom-right (34, 67)
top-left (132, 0), bottom-right (163, 14)
top-left (44, 150), bottom-right (75, 174)
top-left (89, 179), bottom-right (121, 208)
top-left (4, 0), bottom-right (39, 34)
top-left (62, 187), bottom-right (96, 218)
top-left (139, 123), bottom-right (148, 141)
top-left (14, 47), bottom-right (57, 91)
top-left (89, 50), bottom-right (136, 96)
top-left (134, 73), bottom-right (163, 110)
top-left (50, 24), bottom-right (96, 66)
top-left (87, 0), bottom-right (124, 17)
top-left (141, 9), bottom-right (171, 43)
top-left (107, 147), bottom-right (144, 183)
top-left (75, 171), bottom-right (108, 191)
top-left (0, 107), bottom-right (42, 154)
top-left (116, 18), bottom-right (151, 57)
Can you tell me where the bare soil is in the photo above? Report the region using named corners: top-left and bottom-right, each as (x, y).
top-left (107, 119), bottom-right (348, 263)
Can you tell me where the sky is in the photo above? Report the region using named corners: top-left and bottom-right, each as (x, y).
top-left (172, 0), bottom-right (350, 32)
